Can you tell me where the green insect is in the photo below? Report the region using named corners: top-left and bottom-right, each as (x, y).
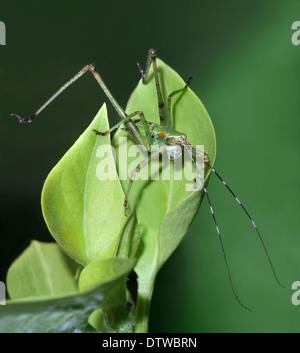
top-left (11, 48), bottom-right (284, 311)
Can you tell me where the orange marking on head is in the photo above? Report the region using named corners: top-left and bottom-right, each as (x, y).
top-left (158, 132), bottom-right (167, 139)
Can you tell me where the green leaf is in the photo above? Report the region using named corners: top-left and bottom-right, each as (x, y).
top-left (41, 104), bottom-right (129, 266)
top-left (112, 58), bottom-right (216, 331)
top-left (79, 257), bottom-right (135, 293)
top-left (87, 289), bottom-right (136, 333)
top-left (7, 241), bottom-right (78, 300)
top-left (79, 258), bottom-right (136, 332)
top-left (0, 256), bottom-right (135, 333)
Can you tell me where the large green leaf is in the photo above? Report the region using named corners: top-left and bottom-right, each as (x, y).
top-left (41, 104), bottom-right (129, 266)
top-left (7, 241), bottom-right (78, 300)
top-left (0, 255), bottom-right (135, 333)
top-left (79, 258), bottom-right (136, 333)
top-left (112, 58), bottom-right (216, 331)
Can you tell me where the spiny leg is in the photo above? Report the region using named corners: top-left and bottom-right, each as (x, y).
top-left (137, 49), bottom-right (152, 84)
top-left (192, 147), bottom-right (209, 167)
top-left (10, 63), bottom-right (150, 150)
top-left (137, 48), bottom-right (169, 127)
top-left (182, 143), bottom-right (252, 311)
top-left (191, 147), bottom-right (210, 189)
top-left (93, 110), bottom-right (152, 151)
top-left (124, 147), bottom-right (164, 216)
top-left (206, 163), bottom-right (285, 288)
top-left (192, 147), bottom-right (210, 175)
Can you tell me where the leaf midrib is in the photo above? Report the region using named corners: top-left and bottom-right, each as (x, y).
top-left (83, 130), bottom-right (101, 261)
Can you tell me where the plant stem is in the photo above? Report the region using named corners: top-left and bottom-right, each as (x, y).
top-left (134, 273), bottom-right (156, 333)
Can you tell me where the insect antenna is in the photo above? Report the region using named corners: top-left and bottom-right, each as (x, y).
top-left (182, 144), bottom-right (252, 312)
top-left (206, 163), bottom-right (285, 289)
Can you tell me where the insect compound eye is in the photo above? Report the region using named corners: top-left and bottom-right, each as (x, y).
top-left (181, 133), bottom-right (187, 140)
top-left (166, 137), bottom-right (175, 145)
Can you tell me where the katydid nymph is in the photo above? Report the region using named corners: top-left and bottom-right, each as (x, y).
top-left (11, 48), bottom-right (284, 311)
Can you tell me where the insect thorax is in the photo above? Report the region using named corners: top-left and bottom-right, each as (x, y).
top-left (131, 119), bottom-right (184, 160)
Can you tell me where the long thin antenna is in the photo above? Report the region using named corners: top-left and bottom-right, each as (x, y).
top-left (182, 144), bottom-right (252, 312)
top-left (207, 163), bottom-right (285, 288)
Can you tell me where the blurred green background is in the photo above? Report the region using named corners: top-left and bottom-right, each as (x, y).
top-left (1, 0), bottom-right (300, 332)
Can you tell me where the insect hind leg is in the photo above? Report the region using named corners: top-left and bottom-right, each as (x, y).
top-left (11, 64), bottom-right (128, 124)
